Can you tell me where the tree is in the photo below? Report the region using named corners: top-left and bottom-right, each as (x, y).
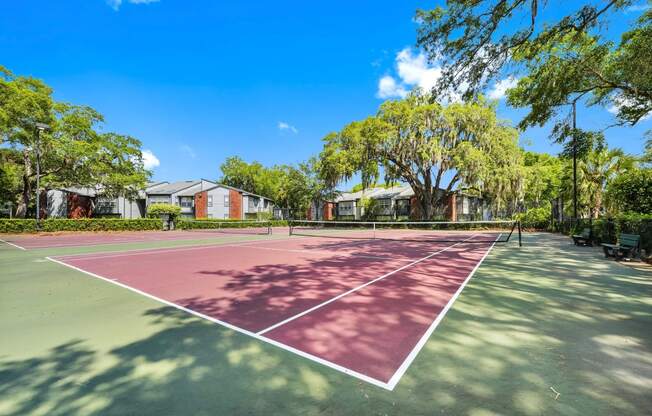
top-left (416, 1), bottom-right (652, 135)
top-left (0, 148), bottom-right (23, 212)
top-left (318, 93), bottom-right (523, 219)
top-left (522, 151), bottom-right (562, 209)
top-left (0, 66), bottom-right (151, 217)
top-left (557, 140), bottom-right (636, 218)
top-left (606, 168), bottom-right (652, 214)
top-left (579, 146), bottom-right (636, 217)
top-left (220, 156), bottom-right (266, 194)
top-left (219, 156), bottom-right (329, 216)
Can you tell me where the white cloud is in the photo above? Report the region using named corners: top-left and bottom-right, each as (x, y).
top-left (179, 144), bottom-right (197, 159)
top-left (278, 121), bottom-right (298, 134)
top-left (396, 48), bottom-right (442, 91)
top-left (142, 149), bottom-right (160, 170)
top-left (626, 3), bottom-right (651, 12)
top-left (106, 0), bottom-right (160, 11)
top-left (487, 76), bottom-right (519, 100)
top-left (377, 76), bottom-right (408, 99)
top-left (376, 47), bottom-right (445, 99)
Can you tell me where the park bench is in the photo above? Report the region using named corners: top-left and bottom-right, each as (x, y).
top-left (572, 228), bottom-right (592, 246)
top-left (601, 233), bottom-right (641, 260)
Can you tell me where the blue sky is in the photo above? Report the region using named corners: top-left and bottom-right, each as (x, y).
top-left (1, 0), bottom-right (650, 185)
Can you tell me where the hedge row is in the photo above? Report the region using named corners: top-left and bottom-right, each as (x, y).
top-left (0, 218), bottom-right (163, 233)
top-left (553, 213), bottom-right (652, 257)
top-left (176, 219), bottom-right (288, 230)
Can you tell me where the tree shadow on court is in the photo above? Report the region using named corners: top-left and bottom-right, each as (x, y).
top-left (1, 233), bottom-right (651, 415)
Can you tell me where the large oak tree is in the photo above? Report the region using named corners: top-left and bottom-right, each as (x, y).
top-left (318, 93), bottom-right (523, 219)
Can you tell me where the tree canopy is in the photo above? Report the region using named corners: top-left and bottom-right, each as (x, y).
top-left (318, 93), bottom-right (523, 219)
top-left (219, 156), bottom-right (326, 216)
top-left (416, 1), bottom-right (652, 137)
top-left (0, 66), bottom-right (150, 217)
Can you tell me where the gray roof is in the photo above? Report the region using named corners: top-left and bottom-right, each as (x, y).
top-left (335, 185), bottom-right (414, 202)
top-left (203, 183), bottom-right (274, 202)
top-left (62, 186), bottom-right (99, 197)
top-left (146, 181), bottom-right (200, 195)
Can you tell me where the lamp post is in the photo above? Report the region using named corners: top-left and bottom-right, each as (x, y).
top-left (34, 122), bottom-right (49, 228)
top-left (572, 102), bottom-right (578, 223)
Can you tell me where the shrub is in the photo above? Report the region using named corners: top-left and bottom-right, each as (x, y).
top-left (146, 203), bottom-right (181, 219)
top-left (0, 219), bottom-right (38, 233)
top-left (0, 218), bottom-right (162, 233)
top-left (176, 219), bottom-right (287, 230)
top-left (517, 205), bottom-right (551, 230)
top-left (606, 169), bottom-right (652, 214)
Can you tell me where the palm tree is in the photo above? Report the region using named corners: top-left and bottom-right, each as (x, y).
top-left (579, 147), bottom-right (636, 218)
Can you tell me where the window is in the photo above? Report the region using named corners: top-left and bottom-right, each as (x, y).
top-left (207, 214), bottom-right (213, 218)
top-left (96, 198), bottom-right (117, 213)
top-left (224, 195), bottom-right (229, 207)
top-left (248, 197), bottom-right (259, 211)
top-left (376, 198), bottom-right (391, 215)
top-left (338, 201), bottom-right (353, 215)
top-left (396, 199), bottom-right (410, 216)
top-left (462, 197), bottom-right (469, 215)
top-left (208, 195), bottom-right (213, 207)
top-left (179, 197), bottom-right (193, 208)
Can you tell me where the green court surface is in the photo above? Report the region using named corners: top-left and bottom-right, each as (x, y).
top-left (1, 232), bottom-right (651, 415)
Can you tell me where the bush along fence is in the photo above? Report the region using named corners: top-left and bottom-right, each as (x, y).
top-left (552, 214), bottom-right (652, 259)
top-left (176, 219), bottom-right (288, 230)
top-left (0, 218), bottom-right (164, 234)
top-left (0, 218), bottom-right (288, 234)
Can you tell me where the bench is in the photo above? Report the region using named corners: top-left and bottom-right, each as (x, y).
top-left (572, 228), bottom-right (592, 246)
top-left (602, 234), bottom-right (641, 260)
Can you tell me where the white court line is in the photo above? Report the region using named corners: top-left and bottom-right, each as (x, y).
top-left (50, 236), bottom-right (303, 261)
top-left (51, 233), bottom-right (383, 262)
top-left (256, 234), bottom-right (479, 336)
top-left (45, 255), bottom-right (393, 390)
top-left (9, 232), bottom-right (265, 250)
top-left (0, 237), bottom-right (27, 250)
top-left (52, 237), bottom-right (306, 259)
top-left (46, 233), bottom-right (499, 390)
top-left (239, 244), bottom-right (390, 260)
top-left (385, 233), bottom-right (500, 390)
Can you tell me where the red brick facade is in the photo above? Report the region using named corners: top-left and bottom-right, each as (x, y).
top-left (323, 202), bottom-right (335, 220)
top-left (67, 193), bottom-right (93, 218)
top-left (229, 189), bottom-right (242, 219)
top-left (446, 194), bottom-right (457, 221)
top-left (195, 191), bottom-right (208, 218)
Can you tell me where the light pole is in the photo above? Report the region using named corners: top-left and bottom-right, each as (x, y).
top-left (34, 122), bottom-right (49, 228)
top-left (572, 102), bottom-right (578, 222)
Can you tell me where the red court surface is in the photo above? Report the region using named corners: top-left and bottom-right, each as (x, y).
top-left (0, 228), bottom-right (281, 250)
top-left (48, 234), bottom-right (497, 389)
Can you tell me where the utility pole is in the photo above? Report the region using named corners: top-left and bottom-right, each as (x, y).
top-left (572, 102), bottom-right (578, 222)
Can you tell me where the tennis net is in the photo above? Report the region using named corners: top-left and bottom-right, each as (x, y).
top-left (179, 220), bottom-right (272, 235)
top-left (288, 220), bottom-right (521, 245)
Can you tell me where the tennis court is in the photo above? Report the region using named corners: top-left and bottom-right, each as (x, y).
top-left (44, 222), bottom-right (507, 389)
top-left (3, 222), bottom-right (652, 415)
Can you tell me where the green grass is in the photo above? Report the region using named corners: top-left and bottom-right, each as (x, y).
top-left (1, 233), bottom-right (651, 415)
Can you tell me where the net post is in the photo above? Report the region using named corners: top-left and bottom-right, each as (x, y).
top-left (373, 222), bottom-right (376, 239)
top-left (518, 221), bottom-right (522, 247)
